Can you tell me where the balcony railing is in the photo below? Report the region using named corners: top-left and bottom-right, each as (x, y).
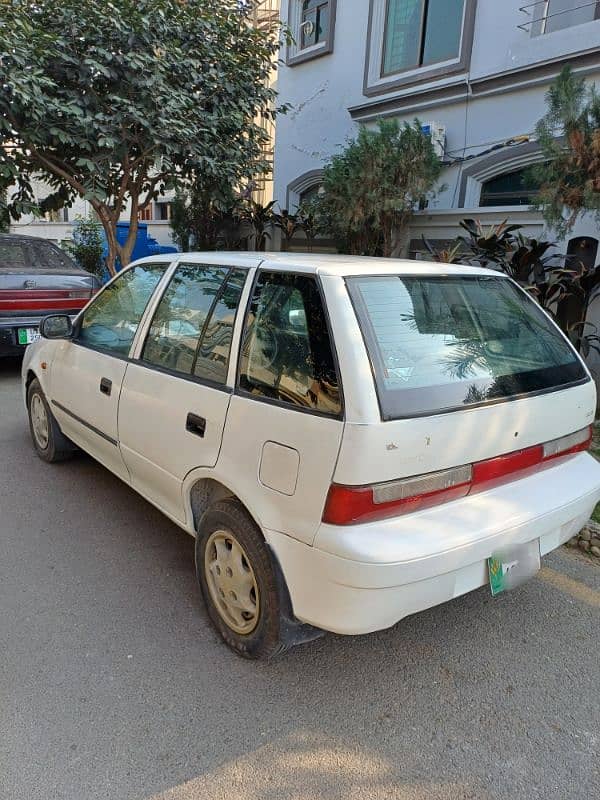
top-left (518, 1), bottom-right (600, 33)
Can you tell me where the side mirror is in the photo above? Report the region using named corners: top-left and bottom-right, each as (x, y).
top-left (40, 314), bottom-right (73, 340)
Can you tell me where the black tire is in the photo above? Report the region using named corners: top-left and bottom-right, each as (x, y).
top-left (27, 378), bottom-right (76, 463)
top-left (196, 499), bottom-right (287, 660)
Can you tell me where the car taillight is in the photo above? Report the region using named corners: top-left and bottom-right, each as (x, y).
top-left (68, 289), bottom-right (93, 299)
top-left (322, 425), bottom-right (593, 526)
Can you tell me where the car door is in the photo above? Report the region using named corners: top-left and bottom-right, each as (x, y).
top-left (49, 261), bottom-right (170, 481)
top-left (217, 269), bottom-right (345, 545)
top-left (117, 262), bottom-right (248, 522)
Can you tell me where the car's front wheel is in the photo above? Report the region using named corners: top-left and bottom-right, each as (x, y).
top-left (27, 378), bottom-right (76, 463)
top-left (196, 499), bottom-right (286, 659)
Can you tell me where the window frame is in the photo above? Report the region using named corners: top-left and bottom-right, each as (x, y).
top-left (363, 0), bottom-right (477, 97)
top-left (234, 268), bottom-right (345, 420)
top-left (135, 262), bottom-right (251, 392)
top-left (286, 0), bottom-right (337, 66)
top-left (71, 260), bottom-right (174, 360)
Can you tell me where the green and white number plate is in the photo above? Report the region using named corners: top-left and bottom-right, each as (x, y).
top-left (488, 540), bottom-right (541, 596)
top-left (17, 327), bottom-right (40, 345)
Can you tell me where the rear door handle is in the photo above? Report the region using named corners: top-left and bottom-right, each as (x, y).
top-left (186, 412), bottom-right (206, 438)
top-left (100, 377), bottom-right (112, 396)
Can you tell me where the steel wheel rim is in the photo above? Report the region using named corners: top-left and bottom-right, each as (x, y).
top-left (31, 394), bottom-right (49, 450)
top-left (204, 529), bottom-right (260, 635)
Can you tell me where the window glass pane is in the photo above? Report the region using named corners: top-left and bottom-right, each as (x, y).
top-left (382, 0), bottom-right (423, 75)
top-left (347, 275), bottom-right (585, 419)
top-left (33, 241), bottom-right (74, 270)
top-left (78, 263), bottom-right (168, 356)
top-left (239, 272), bottom-right (341, 416)
top-left (545, 0), bottom-right (598, 33)
top-left (142, 264), bottom-right (229, 375)
top-left (0, 241), bottom-right (30, 269)
top-left (194, 269), bottom-right (246, 384)
top-left (301, 0), bottom-right (329, 48)
top-left (422, 0), bottom-right (464, 64)
top-left (480, 168), bottom-right (542, 207)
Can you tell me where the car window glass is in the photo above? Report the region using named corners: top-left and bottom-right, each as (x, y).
top-left (78, 263), bottom-right (168, 357)
top-left (142, 264), bottom-right (230, 376)
top-left (0, 241), bottom-right (31, 269)
top-left (194, 269), bottom-right (246, 384)
top-left (238, 271), bottom-right (341, 416)
top-left (33, 241), bottom-right (75, 270)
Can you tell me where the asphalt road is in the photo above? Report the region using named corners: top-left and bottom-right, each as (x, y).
top-left (1, 357), bottom-right (600, 800)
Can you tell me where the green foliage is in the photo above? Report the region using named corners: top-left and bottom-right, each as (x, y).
top-left (0, 0), bottom-right (282, 271)
top-left (0, 189), bottom-right (8, 232)
top-left (62, 215), bottom-right (105, 278)
top-left (170, 175), bottom-right (239, 252)
top-left (236, 199), bottom-right (276, 251)
top-left (532, 67), bottom-right (600, 235)
top-left (311, 119), bottom-right (442, 256)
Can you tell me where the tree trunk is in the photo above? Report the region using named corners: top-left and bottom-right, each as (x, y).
top-left (119, 210), bottom-right (140, 267)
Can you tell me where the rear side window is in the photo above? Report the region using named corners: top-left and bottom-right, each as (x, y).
top-left (347, 275), bottom-right (587, 420)
top-left (238, 271), bottom-right (342, 416)
top-left (142, 264), bottom-right (246, 384)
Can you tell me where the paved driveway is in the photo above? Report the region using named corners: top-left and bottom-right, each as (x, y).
top-left (1, 357), bottom-right (599, 800)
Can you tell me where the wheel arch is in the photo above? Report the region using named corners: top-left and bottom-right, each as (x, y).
top-left (185, 474), bottom-right (264, 539)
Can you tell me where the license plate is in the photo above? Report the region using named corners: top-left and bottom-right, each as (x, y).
top-left (488, 540), bottom-right (541, 596)
top-left (17, 327), bottom-right (40, 345)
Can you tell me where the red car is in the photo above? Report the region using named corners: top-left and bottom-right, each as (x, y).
top-left (0, 233), bottom-right (100, 357)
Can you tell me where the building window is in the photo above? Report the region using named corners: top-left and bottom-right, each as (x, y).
top-left (479, 168), bottom-right (542, 207)
top-left (301, 1), bottom-right (329, 48)
top-left (138, 206), bottom-right (152, 221)
top-left (364, 0), bottom-right (475, 96)
top-left (286, 0), bottom-right (336, 65)
top-left (383, 0), bottom-right (465, 75)
top-left (529, 0), bottom-right (600, 36)
top-left (155, 202), bottom-right (172, 221)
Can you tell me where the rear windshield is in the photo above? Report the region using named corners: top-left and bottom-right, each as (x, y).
top-left (0, 239), bottom-right (77, 270)
top-left (347, 274), bottom-right (587, 419)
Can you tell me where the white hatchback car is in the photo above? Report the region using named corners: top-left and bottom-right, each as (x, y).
top-left (23, 253), bottom-right (600, 658)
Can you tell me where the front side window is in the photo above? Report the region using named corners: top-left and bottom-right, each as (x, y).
top-left (142, 264), bottom-right (246, 383)
top-left (382, 0), bottom-right (465, 75)
top-left (238, 271), bottom-right (342, 416)
top-left (77, 263), bottom-right (168, 357)
top-left (348, 275), bottom-right (587, 420)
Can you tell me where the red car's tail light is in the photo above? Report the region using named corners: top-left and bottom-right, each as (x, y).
top-left (323, 425), bottom-right (593, 526)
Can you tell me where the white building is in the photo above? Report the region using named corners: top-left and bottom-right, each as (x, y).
top-left (8, 181), bottom-right (175, 249)
top-left (272, 0), bottom-right (600, 261)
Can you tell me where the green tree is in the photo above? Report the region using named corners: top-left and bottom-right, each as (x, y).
top-left (532, 66), bottom-right (600, 236)
top-left (170, 175), bottom-right (239, 252)
top-left (312, 119), bottom-right (442, 256)
top-left (0, 0), bottom-right (281, 274)
top-left (62, 216), bottom-right (105, 278)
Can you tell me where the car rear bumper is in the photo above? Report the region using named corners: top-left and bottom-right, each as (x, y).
top-left (266, 453), bottom-right (600, 635)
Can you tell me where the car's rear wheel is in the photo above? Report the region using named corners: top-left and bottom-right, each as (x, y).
top-left (196, 499), bottom-right (286, 659)
top-left (27, 378), bottom-right (76, 463)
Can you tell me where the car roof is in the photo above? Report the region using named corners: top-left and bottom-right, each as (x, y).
top-left (131, 251), bottom-right (502, 278)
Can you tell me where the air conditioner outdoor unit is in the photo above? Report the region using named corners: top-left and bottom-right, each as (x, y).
top-left (421, 122), bottom-right (446, 159)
